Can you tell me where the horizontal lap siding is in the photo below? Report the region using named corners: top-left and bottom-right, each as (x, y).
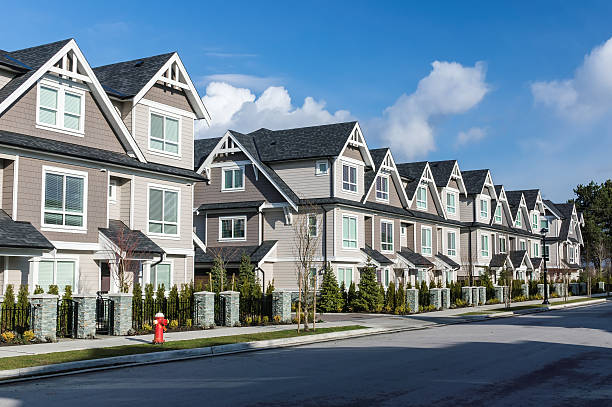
top-left (263, 209), bottom-right (312, 258)
top-left (366, 171), bottom-right (403, 208)
top-left (335, 208), bottom-right (364, 259)
top-left (206, 211), bottom-right (259, 247)
top-left (120, 180), bottom-right (131, 226)
top-left (270, 160), bottom-right (330, 199)
top-left (76, 252), bottom-right (99, 294)
top-left (6, 257), bottom-right (29, 287)
top-left (145, 83), bottom-right (193, 112)
top-left (271, 261), bottom-right (297, 290)
top-left (2, 160), bottom-right (14, 216)
top-left (335, 148), bottom-right (364, 202)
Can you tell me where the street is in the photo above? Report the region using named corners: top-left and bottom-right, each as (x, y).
top-left (1, 302), bottom-right (611, 406)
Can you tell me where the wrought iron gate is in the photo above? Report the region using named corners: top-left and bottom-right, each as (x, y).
top-left (96, 295), bottom-right (114, 335)
top-left (214, 294), bottom-right (226, 326)
top-left (57, 299), bottom-right (78, 338)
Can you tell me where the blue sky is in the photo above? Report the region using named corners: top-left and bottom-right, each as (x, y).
top-left (3, 1), bottom-right (612, 201)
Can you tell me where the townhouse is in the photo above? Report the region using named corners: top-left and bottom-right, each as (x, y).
top-left (0, 39), bottom-right (208, 295)
top-left (542, 200), bottom-right (584, 281)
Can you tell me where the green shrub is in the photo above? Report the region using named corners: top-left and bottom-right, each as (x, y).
top-left (319, 264), bottom-right (343, 312)
top-left (266, 279), bottom-right (275, 295)
top-left (2, 284), bottom-right (15, 307)
top-left (385, 281), bottom-right (396, 313)
top-left (340, 281), bottom-right (348, 312)
top-left (33, 285), bottom-right (44, 294)
top-left (486, 298), bottom-right (500, 305)
top-left (63, 285), bottom-right (72, 300)
top-left (155, 284), bottom-right (166, 302)
top-left (395, 283), bottom-right (406, 314)
top-left (375, 284), bottom-right (385, 313)
top-left (347, 282), bottom-right (358, 312)
top-left (17, 285), bottom-right (29, 309)
top-left (455, 298), bottom-right (468, 307)
top-left (47, 285), bottom-right (59, 295)
top-left (23, 330), bottom-right (35, 342)
top-left (355, 260), bottom-right (379, 312)
top-left (419, 280), bottom-right (430, 308)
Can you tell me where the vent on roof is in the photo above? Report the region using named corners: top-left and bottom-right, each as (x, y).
top-left (134, 60), bottom-right (144, 67)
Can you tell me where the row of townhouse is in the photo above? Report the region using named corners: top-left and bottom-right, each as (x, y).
top-left (192, 123), bottom-right (585, 291)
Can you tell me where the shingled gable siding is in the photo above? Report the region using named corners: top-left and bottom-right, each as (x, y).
top-left (195, 164), bottom-right (285, 204)
top-left (17, 156), bottom-right (106, 243)
top-left (269, 160), bottom-right (330, 200)
top-left (206, 211), bottom-right (258, 248)
top-left (132, 102), bottom-right (194, 170)
top-left (2, 160), bottom-right (14, 217)
top-left (111, 100), bottom-right (133, 133)
top-left (0, 83), bottom-right (126, 153)
top-left (459, 196), bottom-right (474, 222)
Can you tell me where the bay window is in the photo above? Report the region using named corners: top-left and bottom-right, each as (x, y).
top-left (148, 186), bottom-right (179, 235)
top-left (42, 168), bottom-right (86, 230)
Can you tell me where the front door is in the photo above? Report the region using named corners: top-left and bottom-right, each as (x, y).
top-left (100, 262), bottom-right (110, 293)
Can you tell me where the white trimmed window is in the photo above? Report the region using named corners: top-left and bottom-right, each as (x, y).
top-left (421, 226), bottom-right (432, 256)
top-left (416, 186), bottom-right (427, 210)
top-left (541, 217), bottom-right (549, 231)
top-left (342, 215), bottom-right (358, 248)
top-left (533, 242), bottom-right (539, 257)
top-left (219, 216), bottom-right (246, 241)
top-left (569, 245), bottom-right (575, 262)
top-left (381, 220), bottom-right (393, 252)
top-left (499, 237), bottom-right (507, 253)
top-left (494, 205), bottom-right (502, 224)
top-left (446, 192), bottom-right (456, 215)
top-left (150, 263), bottom-right (172, 291)
top-left (37, 259), bottom-right (77, 293)
top-left (447, 231), bottom-right (456, 256)
top-left (42, 168), bottom-right (87, 230)
top-left (37, 82), bottom-right (85, 134)
top-left (109, 180), bottom-right (117, 202)
top-left (532, 213), bottom-right (539, 230)
top-left (376, 175), bottom-right (389, 201)
top-left (520, 240), bottom-right (526, 251)
top-left (401, 225), bottom-right (407, 236)
top-left (515, 211), bottom-right (522, 227)
top-left (384, 268), bottom-right (390, 287)
top-left (544, 245), bottom-right (550, 260)
top-left (315, 160), bottom-right (328, 175)
top-left (149, 111), bottom-right (180, 155)
top-left (342, 164), bottom-right (357, 192)
top-left (148, 187), bottom-right (178, 235)
top-left (480, 198), bottom-right (489, 219)
top-left (308, 214), bottom-right (318, 237)
top-left (337, 267), bottom-right (353, 287)
top-left (222, 167), bottom-right (244, 191)
top-left (481, 234), bottom-right (489, 257)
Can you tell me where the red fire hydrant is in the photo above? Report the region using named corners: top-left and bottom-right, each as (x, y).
top-left (153, 312), bottom-right (168, 344)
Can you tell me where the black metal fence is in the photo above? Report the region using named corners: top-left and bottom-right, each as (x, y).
top-left (0, 304), bottom-right (32, 334)
top-left (57, 299), bottom-right (78, 338)
top-left (239, 295), bottom-right (272, 323)
top-left (214, 294), bottom-right (226, 326)
top-left (96, 296), bottom-right (114, 335)
top-left (132, 298), bottom-right (194, 330)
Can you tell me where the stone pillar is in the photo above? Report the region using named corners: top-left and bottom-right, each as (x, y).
top-left (272, 291), bottom-right (291, 323)
top-left (521, 284), bottom-right (529, 298)
top-left (194, 291), bottom-right (215, 328)
top-left (462, 287), bottom-right (472, 305)
top-left (478, 286), bottom-right (486, 305)
top-left (72, 294), bottom-right (96, 339)
top-left (494, 286), bottom-right (504, 302)
top-left (471, 287), bottom-right (479, 306)
top-left (537, 284), bottom-right (550, 298)
top-left (569, 283), bottom-right (579, 295)
top-left (29, 294), bottom-right (59, 341)
top-left (108, 293), bottom-right (132, 336)
top-left (441, 288), bottom-right (451, 309)
top-left (406, 289), bottom-right (419, 313)
top-left (429, 288), bottom-right (442, 310)
top-left (579, 282), bottom-right (587, 295)
top-left (220, 291), bottom-right (240, 326)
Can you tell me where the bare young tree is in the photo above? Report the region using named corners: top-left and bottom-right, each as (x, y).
top-left (105, 227), bottom-right (142, 293)
top-left (206, 246), bottom-right (243, 292)
top-left (292, 205), bottom-right (322, 332)
top-left (594, 239), bottom-right (610, 296)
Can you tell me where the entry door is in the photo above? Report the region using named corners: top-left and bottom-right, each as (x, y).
top-left (100, 262), bottom-right (110, 293)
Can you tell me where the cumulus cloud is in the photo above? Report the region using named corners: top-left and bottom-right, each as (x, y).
top-left (532, 36), bottom-right (612, 122)
top-left (456, 126), bottom-right (487, 147)
top-left (200, 74), bottom-right (281, 92)
top-left (375, 61), bottom-right (489, 159)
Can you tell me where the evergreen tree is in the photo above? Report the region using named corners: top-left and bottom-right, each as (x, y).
top-left (347, 282), bottom-right (357, 311)
top-left (17, 285), bottom-right (29, 309)
top-left (395, 283), bottom-right (406, 314)
top-left (355, 259), bottom-right (379, 312)
top-left (47, 285), bottom-right (59, 295)
top-left (340, 281), bottom-right (348, 311)
top-left (237, 254), bottom-right (255, 299)
top-left (144, 283), bottom-right (154, 304)
top-left (266, 279), bottom-right (275, 296)
top-left (194, 280), bottom-right (203, 293)
top-left (132, 282), bottom-right (143, 314)
top-left (211, 255), bottom-right (226, 293)
top-left (385, 281), bottom-right (396, 313)
top-left (419, 280), bottom-right (429, 307)
top-left (33, 285), bottom-right (44, 294)
top-left (2, 284), bottom-right (15, 307)
top-left (63, 285), bottom-right (72, 300)
top-left (169, 284), bottom-right (179, 304)
top-left (156, 284), bottom-right (166, 302)
top-left (319, 265), bottom-right (342, 312)
top-left (376, 283), bottom-right (385, 312)
top-left (406, 281), bottom-right (412, 289)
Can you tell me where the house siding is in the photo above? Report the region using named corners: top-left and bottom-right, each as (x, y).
top-left (2, 160), bottom-right (14, 217)
top-left (206, 211), bottom-right (259, 247)
top-left (366, 172), bottom-right (403, 208)
top-left (144, 83), bottom-right (193, 113)
top-left (269, 159), bottom-right (330, 199)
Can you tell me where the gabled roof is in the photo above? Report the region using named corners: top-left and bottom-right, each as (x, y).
top-left (428, 160), bottom-right (456, 187)
top-left (0, 210), bottom-right (54, 250)
top-left (99, 220), bottom-right (163, 254)
top-left (0, 49), bottom-right (30, 71)
top-left (194, 137), bottom-right (222, 169)
top-left (489, 253), bottom-right (510, 269)
top-left (93, 53), bottom-right (175, 99)
top-left (397, 248), bottom-right (434, 268)
top-left (361, 245), bottom-right (394, 266)
top-left (364, 148), bottom-right (389, 195)
top-left (396, 161), bottom-right (428, 200)
top-left (531, 257), bottom-right (544, 269)
top-left (516, 189), bottom-right (541, 211)
top-left (505, 191), bottom-right (525, 217)
top-left (362, 148), bottom-right (409, 207)
top-left (435, 253), bottom-right (460, 269)
top-left (543, 200), bottom-right (563, 219)
top-left (509, 250), bottom-right (533, 269)
top-left (194, 241), bottom-right (277, 265)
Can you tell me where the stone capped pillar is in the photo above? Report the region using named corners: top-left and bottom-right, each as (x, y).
top-left (441, 288), bottom-right (451, 309)
top-left (471, 287), bottom-right (479, 306)
top-left (429, 288), bottom-right (442, 310)
top-left (220, 291), bottom-right (240, 326)
top-left (478, 286), bottom-right (486, 305)
top-left (194, 291), bottom-right (215, 328)
top-left (462, 287), bottom-right (472, 305)
top-left (569, 283), bottom-right (579, 295)
top-left (29, 294), bottom-right (59, 341)
top-left (272, 291), bottom-right (291, 323)
top-left (108, 293), bottom-right (132, 335)
top-left (494, 286), bottom-right (504, 302)
top-left (537, 284), bottom-right (550, 298)
top-left (72, 294), bottom-right (97, 339)
top-left (579, 282), bottom-right (587, 295)
top-left (521, 284), bottom-right (529, 298)
top-left (406, 288), bottom-right (419, 313)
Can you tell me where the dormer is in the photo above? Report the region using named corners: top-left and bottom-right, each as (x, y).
top-left (461, 169), bottom-right (496, 223)
top-left (397, 161), bottom-right (445, 217)
top-left (506, 191), bottom-right (530, 231)
top-left (491, 185), bottom-right (514, 227)
top-left (363, 148), bottom-right (409, 208)
top-left (429, 160), bottom-right (467, 221)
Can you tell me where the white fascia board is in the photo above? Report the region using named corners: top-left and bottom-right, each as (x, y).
top-left (337, 122), bottom-right (375, 170)
top-left (196, 132), bottom-right (231, 174)
top-left (193, 231), bottom-right (206, 252)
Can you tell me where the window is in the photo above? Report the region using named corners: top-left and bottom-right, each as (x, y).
top-left (219, 216), bottom-right (246, 240)
top-left (447, 231), bottom-right (456, 256)
top-left (37, 260), bottom-right (76, 293)
top-left (315, 160), bottom-right (328, 176)
top-left (417, 269), bottom-right (426, 285)
top-left (515, 211), bottom-right (522, 227)
top-left (480, 199), bottom-right (488, 219)
top-left (42, 169), bottom-right (86, 230)
top-left (308, 214), bottom-right (318, 237)
top-left (421, 227), bottom-right (432, 256)
top-left (342, 215), bottom-right (358, 248)
top-left (499, 237), bottom-right (507, 253)
top-left (401, 226), bottom-right (407, 236)
top-left (481, 234), bottom-right (489, 257)
top-left (384, 268), bottom-right (390, 287)
top-left (342, 164), bottom-right (357, 192)
top-left (381, 220), bottom-right (393, 252)
top-left (150, 263), bottom-right (171, 291)
top-left (494, 206), bottom-right (502, 224)
top-left (544, 245), bottom-right (550, 260)
top-left (569, 245), bottom-right (575, 262)
top-left (532, 213), bottom-right (539, 230)
top-left (416, 186), bottom-right (427, 210)
top-left (520, 240), bottom-right (526, 251)
top-left (541, 217), bottom-right (549, 231)
top-left (446, 192), bottom-right (456, 214)
top-left (149, 112), bottom-right (179, 155)
top-left (148, 187), bottom-right (178, 235)
top-left (222, 167), bottom-right (244, 191)
top-left (533, 242), bottom-right (539, 257)
top-left (337, 267), bottom-right (353, 287)
top-left (37, 82), bottom-right (84, 133)
top-left (376, 175), bottom-right (389, 201)
top-left (108, 180), bottom-right (117, 202)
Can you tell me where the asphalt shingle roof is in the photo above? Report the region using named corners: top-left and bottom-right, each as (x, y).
top-left (197, 200), bottom-right (265, 212)
top-left (489, 253), bottom-right (509, 269)
top-left (99, 220), bottom-right (163, 254)
top-left (361, 245), bottom-right (393, 266)
top-left (509, 250), bottom-right (528, 269)
top-left (531, 257), bottom-right (543, 269)
top-left (435, 253), bottom-right (460, 269)
top-left (428, 160), bottom-right (457, 188)
top-left (543, 200), bottom-right (563, 219)
top-left (93, 53), bottom-right (175, 99)
top-left (461, 170), bottom-right (489, 195)
top-left (397, 248), bottom-right (434, 267)
top-left (505, 191), bottom-right (524, 217)
top-left (0, 209), bottom-right (54, 250)
top-left (396, 161), bottom-right (427, 199)
top-left (363, 148), bottom-right (390, 197)
top-left (194, 241), bottom-right (277, 264)
top-left (194, 137), bottom-right (222, 169)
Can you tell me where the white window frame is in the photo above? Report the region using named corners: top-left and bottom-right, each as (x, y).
top-left (36, 79), bottom-right (86, 137)
top-left (544, 244), bottom-right (551, 260)
top-left (520, 239), bottom-right (526, 251)
top-left (33, 256), bottom-right (79, 294)
top-left (148, 261), bottom-right (173, 293)
top-left (533, 242), bottom-right (539, 257)
top-left (481, 234), bottom-right (489, 257)
top-left (342, 163), bottom-right (358, 193)
top-left (376, 174), bottom-right (389, 202)
top-left (446, 191), bottom-right (456, 215)
top-left (109, 179), bottom-right (117, 203)
top-left (494, 205), bottom-right (502, 224)
top-left (337, 266), bottom-right (353, 287)
top-left (401, 225), bottom-right (407, 237)
top-left (421, 226), bottom-right (432, 256)
top-left (380, 219), bottom-right (394, 253)
top-left (541, 217), bottom-right (549, 231)
top-left (147, 183), bottom-right (180, 238)
top-left (416, 185), bottom-right (428, 210)
top-left (342, 214), bottom-right (358, 249)
top-left (532, 212), bottom-right (539, 230)
top-left (40, 166), bottom-right (88, 233)
top-left (308, 214), bottom-right (318, 237)
top-left (219, 215), bottom-right (247, 241)
top-left (479, 197), bottom-right (489, 219)
top-left (221, 166), bottom-right (245, 192)
top-left (148, 108), bottom-right (182, 158)
top-left (315, 160), bottom-right (329, 176)
top-left (447, 231), bottom-right (456, 256)
top-left (499, 236), bottom-right (507, 253)
top-left (515, 211), bottom-right (522, 227)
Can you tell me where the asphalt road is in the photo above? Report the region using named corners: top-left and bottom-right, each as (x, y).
top-left (1, 302), bottom-right (611, 407)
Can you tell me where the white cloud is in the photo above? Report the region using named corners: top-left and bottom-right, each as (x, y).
top-left (375, 61), bottom-right (489, 159)
top-left (200, 74), bottom-right (281, 92)
top-left (532, 36), bottom-right (612, 122)
top-left (456, 127), bottom-right (487, 147)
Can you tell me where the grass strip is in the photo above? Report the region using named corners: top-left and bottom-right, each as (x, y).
top-left (0, 325), bottom-right (365, 371)
top-left (491, 297), bottom-right (601, 312)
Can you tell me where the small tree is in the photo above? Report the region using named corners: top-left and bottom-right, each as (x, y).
top-left (395, 283), bottom-right (406, 314)
top-left (355, 260), bottom-right (379, 312)
top-left (238, 254), bottom-right (256, 300)
top-left (17, 285), bottom-right (29, 309)
top-left (385, 281), bottom-right (396, 313)
top-left (144, 283), bottom-right (154, 303)
top-left (33, 285), bottom-right (44, 294)
top-left (319, 265), bottom-right (343, 312)
top-left (133, 282), bottom-right (143, 317)
top-left (419, 279), bottom-right (429, 307)
top-left (266, 279), bottom-right (275, 296)
top-left (63, 285), bottom-right (73, 300)
top-left (47, 285), bottom-right (59, 295)
top-left (347, 282), bottom-right (357, 311)
top-left (376, 283), bottom-right (385, 312)
top-left (155, 284), bottom-right (166, 302)
top-left (340, 281), bottom-right (348, 311)
top-left (210, 255), bottom-right (226, 294)
top-left (2, 285), bottom-right (15, 307)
